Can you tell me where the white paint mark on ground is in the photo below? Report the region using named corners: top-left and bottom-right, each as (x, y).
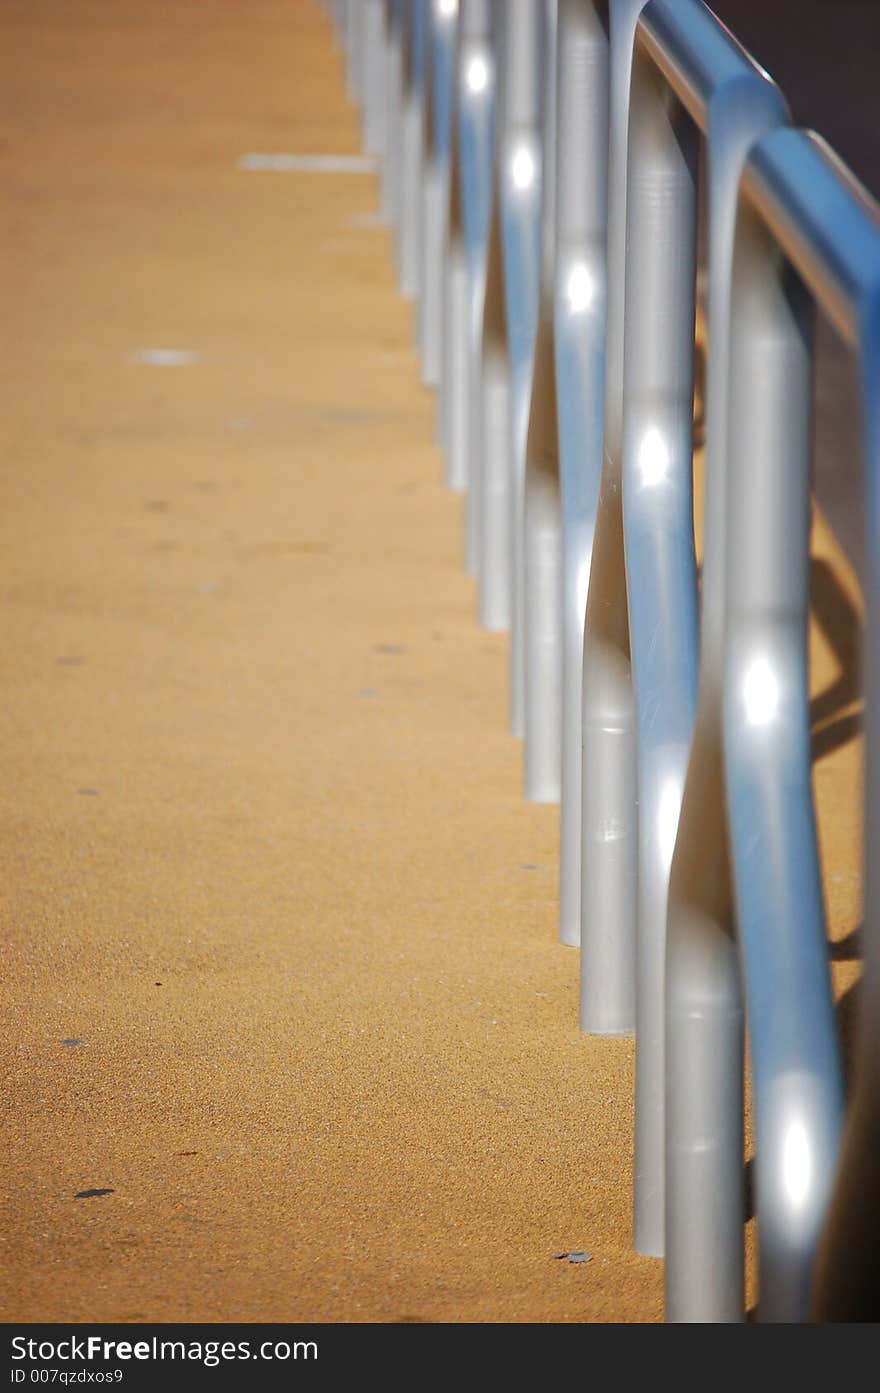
top-left (349, 209), bottom-right (386, 229)
top-left (321, 238), bottom-right (360, 255)
top-left (130, 348), bottom-right (199, 366)
top-left (238, 152), bottom-right (377, 174)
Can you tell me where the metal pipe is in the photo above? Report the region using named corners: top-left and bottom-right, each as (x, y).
top-left (382, 1), bottom-right (405, 225)
top-left (724, 128), bottom-right (880, 1322)
top-left (445, 0), bottom-right (495, 522)
top-left (579, 0), bottom-right (647, 1038)
top-left (555, 0), bottom-right (609, 946)
top-left (346, 0), bottom-right (365, 105)
top-left (442, 14), bottom-right (470, 478)
top-left (397, 1), bottom-right (428, 298)
top-left (418, 0), bottom-right (459, 388)
top-left (723, 207), bottom-right (840, 1325)
top-left (476, 1), bottom-right (513, 628)
top-left (623, 17), bottom-right (699, 1262)
top-left (575, 0), bottom-right (791, 1275)
top-left (523, 0), bottom-right (560, 803)
top-left (478, 139), bottom-right (514, 630)
top-left (363, 0), bottom-right (389, 158)
top-left (603, 0), bottom-right (787, 1283)
top-left (502, 0), bottom-right (544, 739)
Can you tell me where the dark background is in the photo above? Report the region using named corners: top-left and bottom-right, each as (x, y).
top-left (704, 0), bottom-right (880, 575)
top-left (710, 0), bottom-right (880, 201)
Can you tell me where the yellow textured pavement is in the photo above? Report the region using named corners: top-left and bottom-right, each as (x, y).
top-left (0, 0), bottom-right (863, 1323)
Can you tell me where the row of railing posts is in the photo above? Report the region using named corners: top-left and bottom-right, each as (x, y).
top-left (323, 0), bottom-right (880, 1323)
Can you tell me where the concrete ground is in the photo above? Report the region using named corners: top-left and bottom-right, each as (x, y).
top-left (0, 0), bottom-right (865, 1323)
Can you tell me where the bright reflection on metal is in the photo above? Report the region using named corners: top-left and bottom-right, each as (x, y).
top-left (565, 261), bottom-right (595, 314)
top-left (781, 1118), bottom-right (812, 1212)
top-left (743, 656), bottom-right (779, 726)
top-left (437, 0), bottom-right (458, 19)
top-left (657, 776), bottom-right (683, 873)
top-left (465, 54), bottom-right (489, 95)
top-left (637, 427), bottom-right (670, 487)
top-left (511, 145), bottom-right (536, 192)
top-left (575, 556), bottom-right (591, 626)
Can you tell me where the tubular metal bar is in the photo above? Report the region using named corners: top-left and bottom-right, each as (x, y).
top-left (346, 0), bottom-right (365, 104)
top-left (418, 1), bottom-right (459, 388)
top-left (623, 3), bottom-right (698, 1262)
top-left (477, 113), bottom-right (513, 631)
top-left (725, 128), bottom-right (880, 1322)
top-left (522, 0), bottom-right (560, 803)
top-left (502, 0), bottom-right (544, 739)
top-left (724, 186), bottom-right (836, 1325)
top-left (397, 1), bottom-right (428, 298)
top-left (444, 0), bottom-right (495, 514)
top-left (460, 1), bottom-right (497, 570)
top-left (579, 0), bottom-right (647, 1039)
top-left (618, 0), bottom-right (789, 1279)
top-left (442, 15), bottom-right (470, 474)
top-left (555, 0), bottom-right (609, 945)
top-left (382, 1), bottom-right (405, 225)
top-left (662, 28), bottom-right (854, 1326)
top-left (476, 1), bottom-right (513, 629)
top-left (363, 0), bottom-right (388, 158)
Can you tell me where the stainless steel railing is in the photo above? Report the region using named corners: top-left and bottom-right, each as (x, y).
top-left (723, 128), bottom-right (879, 1322)
top-left (327, 0), bottom-right (879, 1323)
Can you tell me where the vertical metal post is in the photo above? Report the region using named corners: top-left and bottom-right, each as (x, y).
top-left (382, 1), bottom-right (405, 225)
top-left (363, 0), bottom-right (388, 158)
top-left (346, 0), bottom-right (366, 105)
top-left (397, 1), bottom-right (428, 298)
top-left (662, 38), bottom-right (789, 1308)
top-left (444, 0), bottom-right (495, 512)
top-left (442, 17), bottom-right (468, 474)
top-left (554, 0), bottom-right (609, 946)
top-left (418, 1), bottom-right (458, 388)
top-left (477, 2), bottom-right (513, 630)
top-left (522, 0), bottom-right (560, 803)
top-left (622, 32), bottom-right (699, 1261)
top-left (579, 0), bottom-right (646, 1037)
top-left (723, 192), bottom-right (844, 1321)
top-left (478, 131), bottom-right (514, 630)
top-left (503, 0), bottom-right (544, 739)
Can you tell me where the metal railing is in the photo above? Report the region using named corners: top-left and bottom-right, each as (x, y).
top-left (326, 0), bottom-right (879, 1323)
top-left (724, 127), bottom-right (880, 1323)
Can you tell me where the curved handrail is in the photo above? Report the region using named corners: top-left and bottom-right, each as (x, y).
top-left (337, 0), bottom-right (880, 1325)
top-left (725, 127), bottom-right (880, 1322)
top-left (620, 0), bottom-right (791, 1295)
